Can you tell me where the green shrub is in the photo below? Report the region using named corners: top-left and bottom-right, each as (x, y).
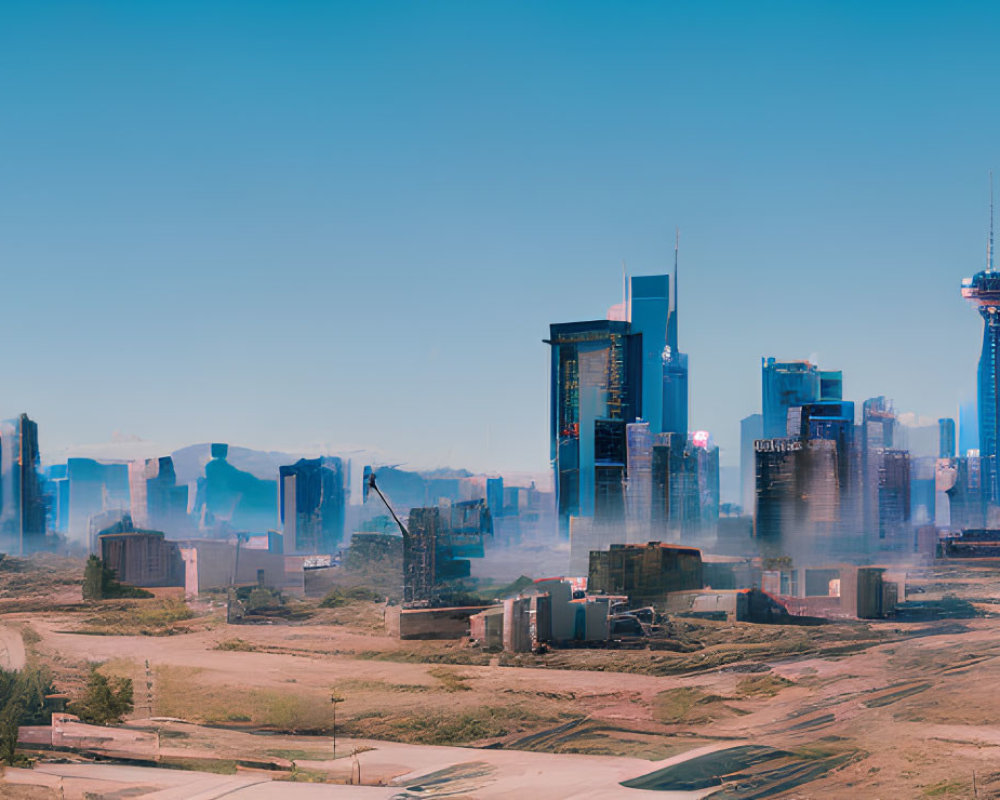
top-left (82, 555), bottom-right (153, 600)
top-left (70, 666), bottom-right (134, 724)
top-left (320, 586), bottom-right (383, 608)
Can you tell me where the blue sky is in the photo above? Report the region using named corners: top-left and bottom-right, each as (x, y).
top-left (0, 1), bottom-right (996, 472)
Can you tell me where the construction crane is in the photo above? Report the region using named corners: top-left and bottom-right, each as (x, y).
top-left (365, 471), bottom-right (410, 544)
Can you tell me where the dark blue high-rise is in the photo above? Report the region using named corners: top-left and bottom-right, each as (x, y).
top-left (961, 269), bottom-right (1000, 503)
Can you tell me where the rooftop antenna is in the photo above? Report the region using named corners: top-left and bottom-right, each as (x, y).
top-left (989, 170), bottom-right (995, 272)
top-left (622, 259), bottom-right (631, 322)
top-left (621, 260), bottom-right (627, 317)
top-left (668, 228), bottom-right (679, 350)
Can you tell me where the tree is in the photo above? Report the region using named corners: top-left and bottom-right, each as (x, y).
top-left (0, 665), bottom-right (56, 764)
top-left (82, 555), bottom-right (104, 600)
top-left (0, 702), bottom-right (19, 765)
top-left (82, 556), bottom-right (153, 600)
top-left (70, 668), bottom-right (134, 724)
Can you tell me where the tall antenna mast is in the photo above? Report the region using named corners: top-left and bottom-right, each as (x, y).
top-left (674, 227), bottom-right (679, 292)
top-left (990, 170), bottom-right (995, 272)
top-left (621, 260), bottom-right (627, 318)
top-left (623, 259), bottom-right (631, 322)
top-left (668, 228), bottom-right (679, 350)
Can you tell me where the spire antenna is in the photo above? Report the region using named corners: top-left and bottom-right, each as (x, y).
top-left (622, 259), bottom-right (627, 309)
top-left (990, 170), bottom-right (995, 272)
top-left (668, 227), bottom-right (679, 351)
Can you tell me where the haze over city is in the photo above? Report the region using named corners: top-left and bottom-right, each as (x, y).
top-left (9, 4), bottom-right (1000, 799)
top-left (3, 2), bottom-right (998, 472)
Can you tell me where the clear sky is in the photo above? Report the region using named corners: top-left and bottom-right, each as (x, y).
top-left (1, 1), bottom-right (997, 472)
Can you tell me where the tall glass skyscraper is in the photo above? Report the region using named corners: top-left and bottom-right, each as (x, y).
top-left (547, 320), bottom-right (640, 534)
top-left (961, 269), bottom-right (1000, 503)
top-left (547, 266), bottom-right (689, 535)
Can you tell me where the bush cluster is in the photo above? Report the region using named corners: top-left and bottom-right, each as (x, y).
top-left (82, 555), bottom-right (153, 600)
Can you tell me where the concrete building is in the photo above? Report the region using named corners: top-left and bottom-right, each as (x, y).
top-left (385, 605), bottom-right (490, 640)
top-left (940, 528), bottom-right (1000, 557)
top-left (178, 539), bottom-right (288, 596)
top-left (470, 578), bottom-right (612, 652)
top-left (99, 530), bottom-right (184, 588)
top-left (761, 564), bottom-right (902, 620)
top-left (587, 542), bottom-right (703, 606)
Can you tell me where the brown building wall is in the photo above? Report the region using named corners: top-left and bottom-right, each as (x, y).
top-left (387, 606), bottom-right (490, 640)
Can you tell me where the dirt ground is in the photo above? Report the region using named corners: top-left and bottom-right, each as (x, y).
top-left (6, 556), bottom-right (1000, 797)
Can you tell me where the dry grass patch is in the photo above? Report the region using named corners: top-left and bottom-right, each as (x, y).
top-left (153, 665), bottom-right (336, 731)
top-left (357, 646), bottom-right (492, 666)
top-left (427, 666), bottom-right (472, 692)
top-left (214, 638), bottom-right (258, 652)
top-left (922, 779), bottom-right (970, 797)
top-left (736, 673), bottom-right (795, 697)
top-left (336, 678), bottom-right (430, 694)
top-left (652, 687), bottom-right (740, 724)
top-left (342, 704), bottom-right (558, 746)
top-left (81, 598), bottom-right (195, 636)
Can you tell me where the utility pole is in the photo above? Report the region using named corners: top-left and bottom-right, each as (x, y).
top-left (226, 533), bottom-right (247, 624)
top-left (330, 691), bottom-right (344, 760)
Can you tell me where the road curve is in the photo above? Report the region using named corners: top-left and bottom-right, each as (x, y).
top-left (0, 625), bottom-right (26, 671)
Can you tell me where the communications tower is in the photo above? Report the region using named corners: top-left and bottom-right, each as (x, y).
top-left (962, 179), bottom-right (1000, 503)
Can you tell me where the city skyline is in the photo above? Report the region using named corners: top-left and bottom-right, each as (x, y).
top-left (4, 2), bottom-right (999, 473)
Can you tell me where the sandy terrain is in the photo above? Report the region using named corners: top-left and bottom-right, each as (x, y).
top-left (5, 558), bottom-right (1000, 796)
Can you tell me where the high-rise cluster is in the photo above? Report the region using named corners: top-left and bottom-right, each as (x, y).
top-left (547, 252), bottom-right (719, 572)
top-left (746, 357), bottom-right (924, 559)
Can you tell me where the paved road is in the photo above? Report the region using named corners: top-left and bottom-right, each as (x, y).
top-left (2, 764), bottom-right (397, 799)
top-left (0, 625), bottom-right (26, 671)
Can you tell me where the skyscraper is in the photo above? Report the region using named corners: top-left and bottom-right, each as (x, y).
top-left (740, 413), bottom-right (763, 513)
top-left (961, 267), bottom-right (1000, 504)
top-left (547, 260), bottom-right (693, 534)
top-left (761, 358), bottom-right (843, 439)
top-left (630, 274), bottom-right (670, 434)
top-left (938, 417), bottom-right (957, 459)
top-left (49, 459), bottom-right (129, 544)
top-left (0, 415), bottom-right (47, 552)
top-left (279, 456), bottom-right (346, 553)
top-left (663, 237), bottom-right (689, 435)
top-left (547, 319), bottom-right (640, 533)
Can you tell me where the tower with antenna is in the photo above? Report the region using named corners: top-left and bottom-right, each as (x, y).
top-left (661, 228), bottom-right (688, 435)
top-left (667, 228), bottom-right (679, 353)
top-left (961, 172), bottom-right (1000, 505)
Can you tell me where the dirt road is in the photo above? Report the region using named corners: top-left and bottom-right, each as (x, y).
top-left (0, 624), bottom-right (26, 670)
